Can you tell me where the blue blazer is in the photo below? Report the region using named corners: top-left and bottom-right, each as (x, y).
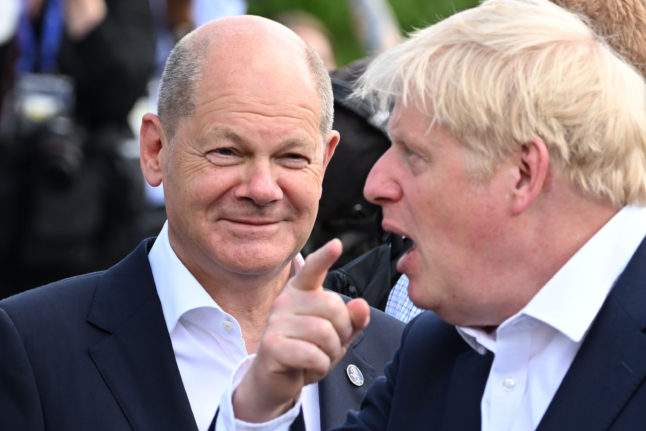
top-left (338, 236), bottom-right (646, 431)
top-left (0, 239), bottom-right (404, 431)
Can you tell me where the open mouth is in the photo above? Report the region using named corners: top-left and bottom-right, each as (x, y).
top-left (403, 236), bottom-right (414, 252)
top-left (401, 238), bottom-right (416, 258)
top-left (396, 236), bottom-right (416, 273)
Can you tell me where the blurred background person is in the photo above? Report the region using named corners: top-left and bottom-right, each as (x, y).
top-left (0, 0), bottom-right (155, 296)
top-left (276, 10), bottom-right (337, 70)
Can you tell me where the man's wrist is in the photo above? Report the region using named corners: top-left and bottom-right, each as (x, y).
top-left (233, 358), bottom-right (300, 422)
top-left (215, 355), bottom-right (302, 431)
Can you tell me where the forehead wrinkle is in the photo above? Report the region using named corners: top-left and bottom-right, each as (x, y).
top-left (195, 90), bottom-right (320, 120)
top-left (195, 97), bottom-right (322, 144)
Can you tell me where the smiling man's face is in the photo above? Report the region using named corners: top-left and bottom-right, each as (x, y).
top-left (156, 25), bottom-right (337, 284)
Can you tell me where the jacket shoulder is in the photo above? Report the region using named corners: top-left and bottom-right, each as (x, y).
top-left (0, 272), bottom-right (103, 325)
top-left (0, 238), bottom-right (155, 331)
top-left (367, 306), bottom-right (406, 338)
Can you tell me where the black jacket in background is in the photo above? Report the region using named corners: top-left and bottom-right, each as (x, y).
top-left (325, 236), bottom-right (410, 311)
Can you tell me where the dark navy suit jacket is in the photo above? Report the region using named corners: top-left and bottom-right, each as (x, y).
top-left (335, 236), bottom-right (646, 431)
top-left (0, 239), bottom-right (404, 430)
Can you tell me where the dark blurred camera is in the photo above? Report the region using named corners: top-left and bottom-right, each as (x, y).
top-left (21, 113), bottom-right (84, 188)
top-left (14, 73), bottom-right (83, 188)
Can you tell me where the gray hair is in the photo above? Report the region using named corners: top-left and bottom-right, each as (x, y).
top-left (305, 44), bottom-right (334, 141)
top-left (156, 36), bottom-right (207, 140)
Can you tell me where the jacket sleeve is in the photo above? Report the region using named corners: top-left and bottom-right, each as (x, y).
top-left (0, 307), bottom-right (44, 431)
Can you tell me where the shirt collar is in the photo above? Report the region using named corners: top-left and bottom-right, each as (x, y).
top-left (459, 205), bottom-right (646, 353)
top-left (523, 205), bottom-right (646, 342)
top-left (148, 221), bottom-right (220, 335)
top-left (148, 221), bottom-right (306, 335)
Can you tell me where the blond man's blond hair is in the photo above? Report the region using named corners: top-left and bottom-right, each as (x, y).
top-left (357, 0), bottom-right (646, 206)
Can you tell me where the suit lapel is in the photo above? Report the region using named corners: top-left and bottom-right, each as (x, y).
top-left (538, 237), bottom-right (646, 431)
top-left (440, 348), bottom-right (492, 431)
top-left (87, 240), bottom-right (198, 431)
top-left (318, 331), bottom-right (374, 430)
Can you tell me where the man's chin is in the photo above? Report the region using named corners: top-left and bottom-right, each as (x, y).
top-left (217, 247), bottom-right (297, 276)
top-left (406, 278), bottom-right (432, 310)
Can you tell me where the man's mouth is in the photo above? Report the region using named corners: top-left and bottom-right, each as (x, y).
top-left (396, 236), bottom-right (416, 273)
top-left (229, 219), bottom-right (279, 225)
top-left (403, 236), bottom-right (414, 252)
top-left (222, 216), bottom-right (283, 226)
top-left (401, 237), bottom-right (416, 257)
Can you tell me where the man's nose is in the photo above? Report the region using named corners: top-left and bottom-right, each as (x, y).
top-left (364, 148), bottom-right (402, 205)
top-left (236, 160), bottom-right (284, 205)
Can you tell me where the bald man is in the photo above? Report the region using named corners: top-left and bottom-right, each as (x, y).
top-left (0, 16), bottom-right (403, 431)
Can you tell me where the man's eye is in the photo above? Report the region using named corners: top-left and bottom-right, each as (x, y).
top-left (405, 147), bottom-right (417, 158)
top-left (285, 153), bottom-right (306, 160)
top-left (214, 148), bottom-right (235, 156)
top-left (399, 143), bottom-right (424, 162)
top-left (281, 153), bottom-right (309, 168)
top-left (205, 148), bottom-right (240, 165)
top-left (396, 143), bottom-right (418, 160)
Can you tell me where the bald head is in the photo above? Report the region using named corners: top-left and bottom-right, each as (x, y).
top-left (157, 15), bottom-right (333, 141)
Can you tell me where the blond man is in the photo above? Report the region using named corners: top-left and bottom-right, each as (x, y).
top-left (218, 0), bottom-right (646, 429)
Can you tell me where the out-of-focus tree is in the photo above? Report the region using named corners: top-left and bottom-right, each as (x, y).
top-left (247, 0), bottom-right (478, 66)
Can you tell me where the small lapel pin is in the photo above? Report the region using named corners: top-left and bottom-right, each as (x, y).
top-left (346, 364), bottom-right (364, 387)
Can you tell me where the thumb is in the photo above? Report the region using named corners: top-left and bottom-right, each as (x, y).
top-left (346, 298), bottom-right (370, 338)
top-left (292, 239), bottom-right (343, 292)
top-left (334, 298), bottom-right (370, 367)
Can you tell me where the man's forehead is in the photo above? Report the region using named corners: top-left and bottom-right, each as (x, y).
top-left (191, 49), bottom-right (322, 127)
top-left (388, 102), bottom-right (430, 138)
top-left (196, 40), bottom-right (315, 103)
top-left (191, 82), bottom-right (321, 130)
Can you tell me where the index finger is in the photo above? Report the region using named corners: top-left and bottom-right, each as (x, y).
top-left (291, 239), bottom-right (342, 292)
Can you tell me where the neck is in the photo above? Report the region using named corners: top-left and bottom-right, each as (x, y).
top-left (199, 265), bottom-right (292, 354)
top-left (472, 178), bottom-right (620, 329)
top-left (506, 186), bottom-right (619, 320)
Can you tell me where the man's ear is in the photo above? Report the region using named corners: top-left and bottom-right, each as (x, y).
top-left (321, 130), bottom-right (340, 173)
top-left (511, 137), bottom-right (549, 215)
top-left (140, 113), bottom-right (168, 187)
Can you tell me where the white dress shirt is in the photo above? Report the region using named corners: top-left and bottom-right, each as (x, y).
top-left (458, 205), bottom-right (646, 431)
top-left (149, 221), bottom-right (319, 431)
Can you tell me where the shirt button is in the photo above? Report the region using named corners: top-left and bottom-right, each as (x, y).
top-left (222, 320), bottom-right (235, 331)
top-left (502, 378), bottom-right (516, 391)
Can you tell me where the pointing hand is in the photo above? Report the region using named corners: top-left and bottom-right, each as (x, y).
top-left (232, 239), bottom-right (370, 422)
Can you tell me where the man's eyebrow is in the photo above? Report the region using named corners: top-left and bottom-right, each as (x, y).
top-left (203, 127), bottom-right (316, 150)
top-left (280, 137), bottom-right (315, 150)
top-left (203, 127), bottom-right (244, 144)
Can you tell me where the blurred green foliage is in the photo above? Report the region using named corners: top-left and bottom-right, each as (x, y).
top-left (247, 0), bottom-right (479, 67)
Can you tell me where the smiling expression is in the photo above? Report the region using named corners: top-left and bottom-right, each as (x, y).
top-left (153, 24), bottom-right (337, 286)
